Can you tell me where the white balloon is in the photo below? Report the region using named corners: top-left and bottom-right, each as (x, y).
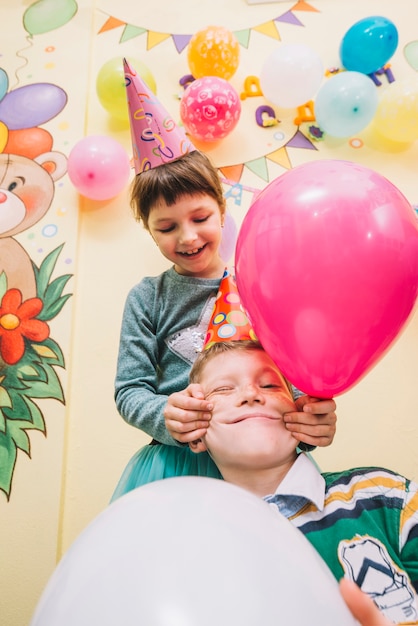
top-left (260, 43), bottom-right (324, 109)
top-left (30, 477), bottom-right (357, 626)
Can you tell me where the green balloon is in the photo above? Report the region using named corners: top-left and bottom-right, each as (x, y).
top-left (404, 41), bottom-right (418, 71)
top-left (96, 57), bottom-right (157, 121)
top-left (23, 0), bottom-right (77, 36)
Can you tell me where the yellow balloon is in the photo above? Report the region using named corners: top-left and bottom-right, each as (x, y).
top-left (0, 121), bottom-right (8, 152)
top-left (96, 57), bottom-right (156, 121)
top-left (187, 25), bottom-right (240, 80)
top-left (374, 77), bottom-right (418, 143)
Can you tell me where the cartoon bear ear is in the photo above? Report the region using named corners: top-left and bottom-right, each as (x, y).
top-left (35, 151), bottom-right (67, 181)
top-left (203, 268), bottom-right (257, 350)
top-left (123, 58), bottom-right (196, 175)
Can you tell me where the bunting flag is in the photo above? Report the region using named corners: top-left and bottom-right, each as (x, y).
top-left (219, 130), bottom-right (317, 186)
top-left (97, 1), bottom-right (320, 50)
top-left (292, 0), bottom-right (320, 13)
top-left (97, 1), bottom-right (320, 189)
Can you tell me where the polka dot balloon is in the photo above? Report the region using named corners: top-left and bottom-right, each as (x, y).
top-left (180, 76), bottom-right (241, 142)
top-left (187, 25), bottom-right (240, 80)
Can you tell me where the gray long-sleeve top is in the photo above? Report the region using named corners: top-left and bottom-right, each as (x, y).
top-left (114, 267), bottom-right (221, 446)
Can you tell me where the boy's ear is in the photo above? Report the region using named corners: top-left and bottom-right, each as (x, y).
top-left (189, 438), bottom-right (207, 454)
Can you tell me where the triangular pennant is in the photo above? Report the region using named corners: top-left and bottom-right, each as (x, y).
top-left (291, 1), bottom-right (320, 12)
top-left (253, 21), bottom-right (280, 41)
top-left (147, 30), bottom-right (171, 50)
top-left (233, 29), bottom-right (251, 48)
top-left (219, 164), bottom-right (244, 183)
top-left (275, 11), bottom-right (304, 26)
top-left (98, 16), bottom-right (126, 33)
top-left (245, 157), bottom-right (269, 181)
top-left (120, 24), bottom-right (146, 43)
top-left (286, 130), bottom-right (318, 151)
top-left (172, 34), bottom-right (192, 53)
top-left (266, 147), bottom-right (291, 170)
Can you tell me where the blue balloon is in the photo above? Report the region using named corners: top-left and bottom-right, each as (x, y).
top-left (0, 69), bottom-right (8, 102)
top-left (340, 16), bottom-right (398, 75)
top-left (314, 71), bottom-right (378, 138)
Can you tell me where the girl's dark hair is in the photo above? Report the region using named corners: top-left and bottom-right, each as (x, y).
top-left (130, 150), bottom-right (226, 229)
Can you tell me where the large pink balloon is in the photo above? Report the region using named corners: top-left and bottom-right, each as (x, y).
top-left (235, 160), bottom-right (418, 397)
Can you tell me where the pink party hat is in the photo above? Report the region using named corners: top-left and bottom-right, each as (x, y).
top-left (123, 58), bottom-right (196, 174)
top-left (204, 269), bottom-right (257, 350)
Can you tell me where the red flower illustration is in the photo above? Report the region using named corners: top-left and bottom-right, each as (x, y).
top-left (0, 289), bottom-right (50, 365)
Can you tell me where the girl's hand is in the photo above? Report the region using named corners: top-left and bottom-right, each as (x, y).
top-left (164, 384), bottom-right (213, 443)
top-left (283, 395), bottom-right (337, 448)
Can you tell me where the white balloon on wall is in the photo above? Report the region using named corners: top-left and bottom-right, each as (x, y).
top-left (30, 477), bottom-right (357, 626)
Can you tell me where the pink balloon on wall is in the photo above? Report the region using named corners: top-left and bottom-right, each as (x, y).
top-left (180, 76), bottom-right (241, 142)
top-left (68, 135), bottom-right (131, 201)
top-left (235, 159), bottom-right (418, 397)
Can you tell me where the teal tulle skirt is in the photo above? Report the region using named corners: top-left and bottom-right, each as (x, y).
top-left (111, 443), bottom-right (223, 502)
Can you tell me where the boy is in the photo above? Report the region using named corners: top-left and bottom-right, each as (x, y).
top-left (189, 340), bottom-right (418, 625)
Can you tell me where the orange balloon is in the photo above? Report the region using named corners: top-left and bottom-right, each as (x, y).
top-left (4, 127), bottom-right (53, 158)
top-left (187, 25), bottom-right (240, 80)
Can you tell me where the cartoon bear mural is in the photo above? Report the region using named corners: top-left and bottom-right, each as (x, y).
top-left (0, 151), bottom-right (67, 299)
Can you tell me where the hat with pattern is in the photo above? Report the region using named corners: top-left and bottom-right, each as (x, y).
top-left (204, 268), bottom-right (257, 350)
top-left (124, 58), bottom-right (196, 174)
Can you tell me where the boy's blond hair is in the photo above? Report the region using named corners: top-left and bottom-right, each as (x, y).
top-left (130, 150), bottom-right (226, 229)
top-left (190, 340), bottom-right (293, 395)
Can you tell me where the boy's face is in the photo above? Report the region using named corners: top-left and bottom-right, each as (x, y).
top-left (147, 193), bottom-right (224, 279)
top-left (197, 348), bottom-right (298, 472)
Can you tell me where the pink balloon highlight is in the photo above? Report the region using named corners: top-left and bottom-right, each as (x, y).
top-left (236, 159), bottom-right (418, 397)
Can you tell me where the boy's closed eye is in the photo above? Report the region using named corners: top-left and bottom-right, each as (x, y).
top-left (206, 386), bottom-right (235, 398)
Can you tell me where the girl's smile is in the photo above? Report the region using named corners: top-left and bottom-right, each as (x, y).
top-left (148, 193), bottom-right (225, 278)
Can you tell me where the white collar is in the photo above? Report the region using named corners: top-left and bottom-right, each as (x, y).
top-left (270, 453), bottom-right (326, 512)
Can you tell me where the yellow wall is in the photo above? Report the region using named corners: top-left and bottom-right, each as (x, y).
top-left (1, 1), bottom-right (418, 624)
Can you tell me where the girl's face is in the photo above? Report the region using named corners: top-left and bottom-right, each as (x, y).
top-left (148, 193), bottom-right (225, 278)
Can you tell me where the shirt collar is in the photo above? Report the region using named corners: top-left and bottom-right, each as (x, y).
top-left (266, 453), bottom-right (325, 513)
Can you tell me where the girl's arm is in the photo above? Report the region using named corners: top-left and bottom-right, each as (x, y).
top-left (115, 283), bottom-right (179, 446)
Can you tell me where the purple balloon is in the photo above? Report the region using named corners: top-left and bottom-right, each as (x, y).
top-left (0, 83), bottom-right (67, 130)
top-left (219, 210), bottom-right (238, 262)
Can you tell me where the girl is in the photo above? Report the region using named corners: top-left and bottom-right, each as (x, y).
top-left (111, 60), bottom-right (337, 500)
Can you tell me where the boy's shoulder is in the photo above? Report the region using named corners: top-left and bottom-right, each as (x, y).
top-left (321, 466), bottom-right (411, 490)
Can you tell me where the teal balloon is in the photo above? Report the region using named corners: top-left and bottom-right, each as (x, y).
top-left (404, 41), bottom-right (418, 71)
top-left (23, 0), bottom-right (77, 36)
top-left (0, 69), bottom-right (8, 102)
top-left (340, 16), bottom-right (398, 75)
top-left (315, 71), bottom-right (378, 138)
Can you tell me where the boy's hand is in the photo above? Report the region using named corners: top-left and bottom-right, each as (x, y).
top-left (164, 384), bottom-right (213, 443)
top-left (339, 579), bottom-right (393, 626)
top-left (283, 395), bottom-right (337, 448)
